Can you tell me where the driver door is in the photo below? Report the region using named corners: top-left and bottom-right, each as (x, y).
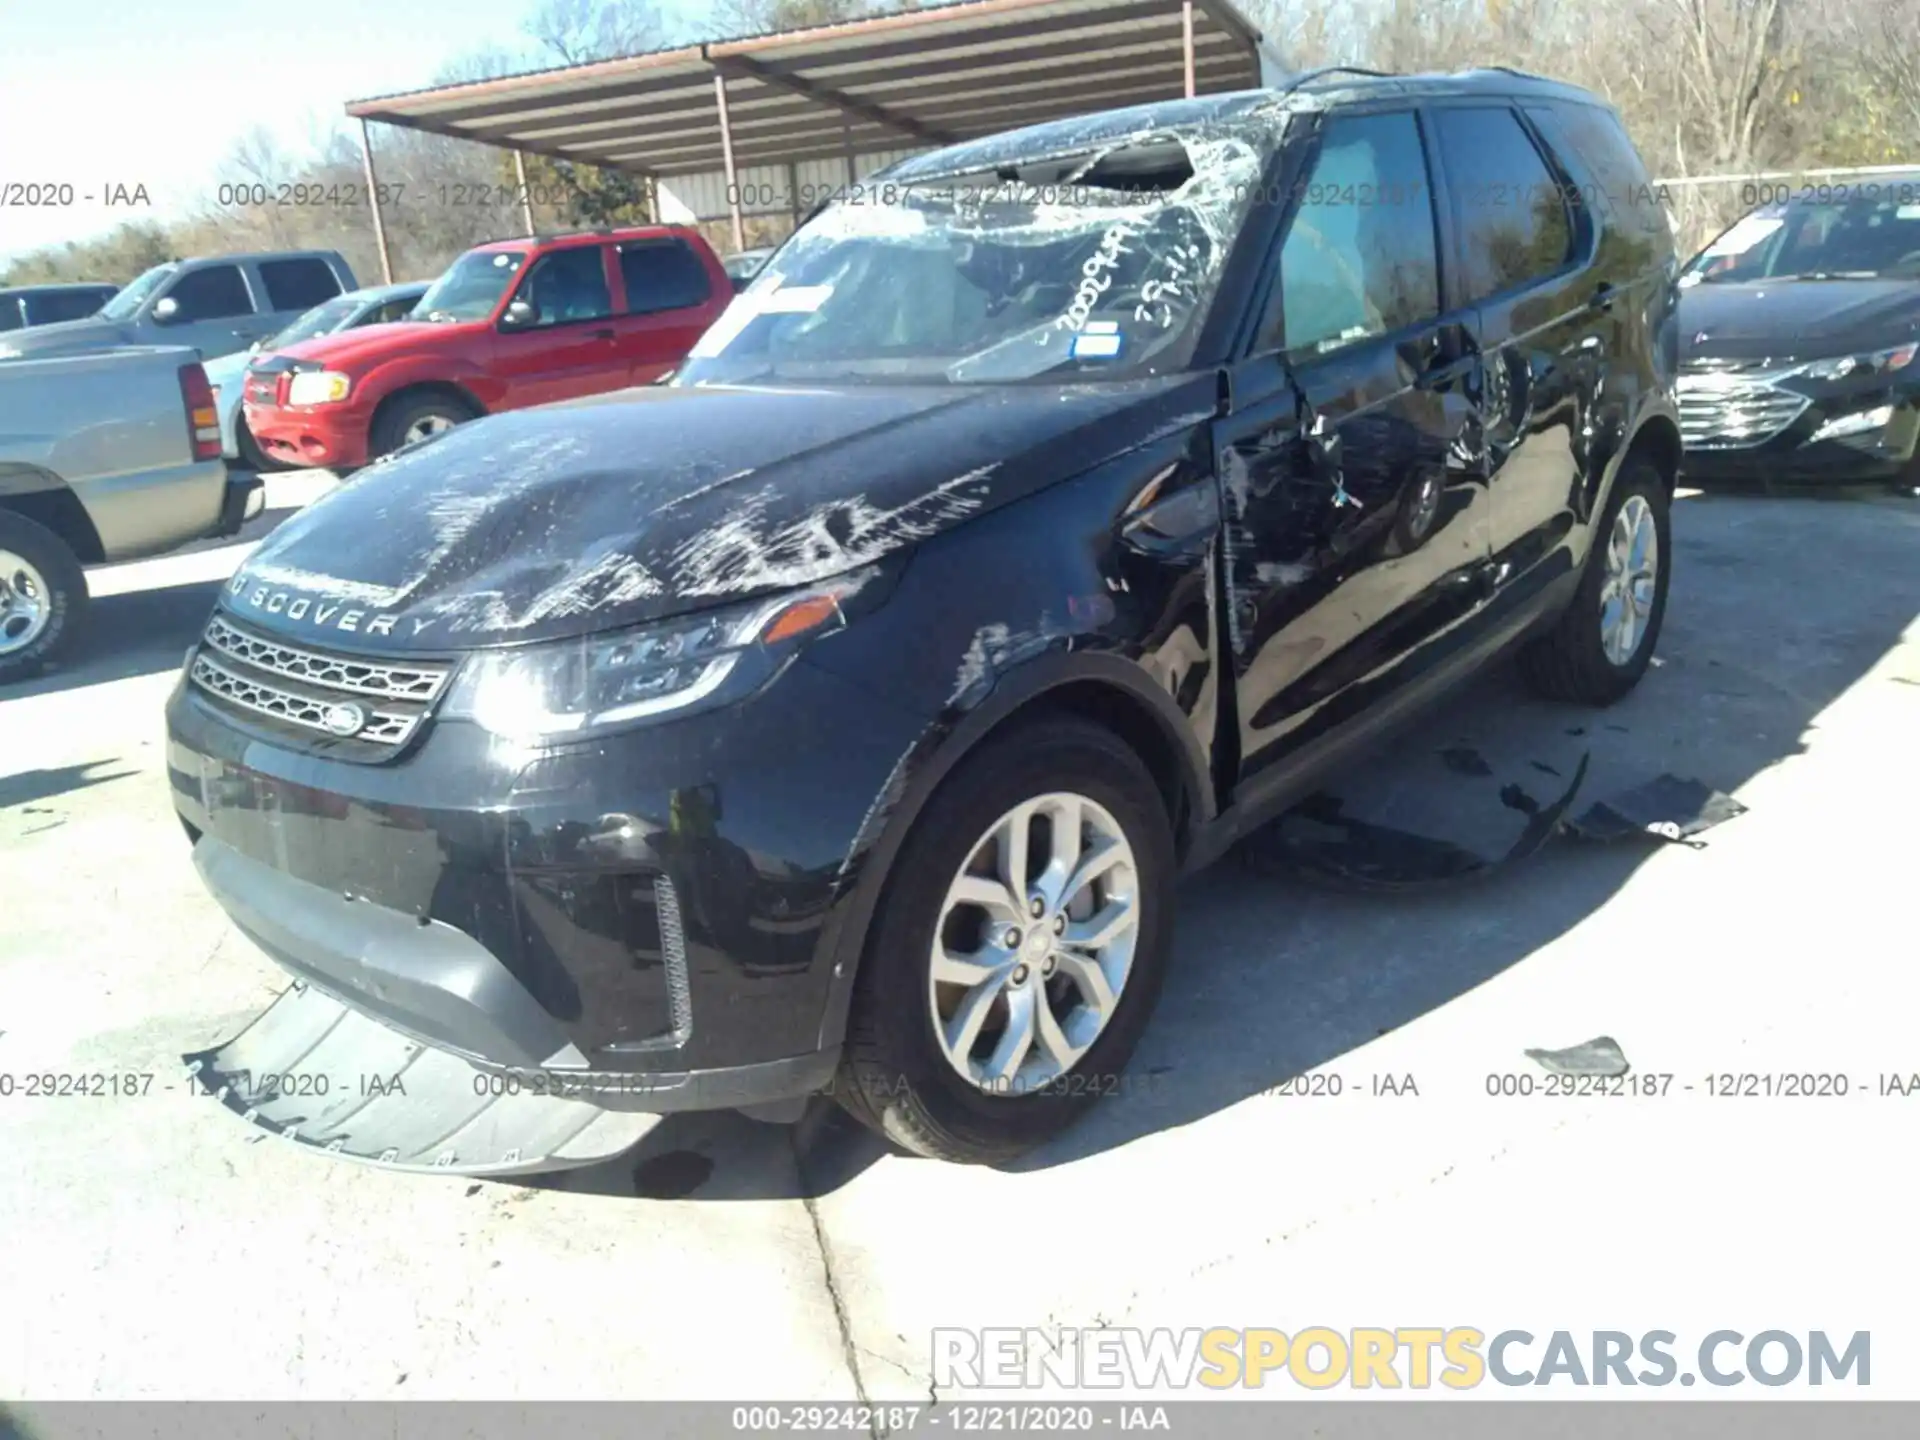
top-left (1214, 107), bottom-right (1494, 801)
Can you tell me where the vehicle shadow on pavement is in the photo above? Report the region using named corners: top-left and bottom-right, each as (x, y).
top-left (9, 576), bottom-right (228, 701)
top-left (531, 493), bottom-right (1920, 1199)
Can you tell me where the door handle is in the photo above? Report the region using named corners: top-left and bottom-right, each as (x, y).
top-left (591, 328), bottom-right (617, 341)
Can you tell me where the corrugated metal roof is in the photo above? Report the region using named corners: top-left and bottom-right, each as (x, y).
top-left (346, 0), bottom-right (1268, 179)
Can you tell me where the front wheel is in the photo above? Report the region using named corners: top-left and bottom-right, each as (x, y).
top-left (836, 717), bottom-right (1176, 1164)
top-left (1517, 458), bottom-right (1671, 705)
top-left (370, 392), bottom-right (478, 460)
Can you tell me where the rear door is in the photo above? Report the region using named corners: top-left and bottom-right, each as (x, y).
top-left (256, 256), bottom-right (347, 337)
top-left (1216, 107), bottom-right (1493, 794)
top-left (611, 236), bottom-right (722, 383)
top-left (150, 262), bottom-right (261, 360)
top-left (1426, 103), bottom-right (1607, 611)
top-left (489, 242), bottom-right (625, 409)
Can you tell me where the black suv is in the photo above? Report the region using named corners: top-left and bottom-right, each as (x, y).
top-left (1677, 173), bottom-right (1920, 488)
top-left (167, 68), bottom-right (1680, 1171)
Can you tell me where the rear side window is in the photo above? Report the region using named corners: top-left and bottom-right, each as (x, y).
top-left (619, 239), bottom-right (713, 314)
top-left (259, 257), bottom-right (343, 310)
top-left (1260, 111), bottom-right (1442, 357)
top-left (165, 264), bottom-right (255, 321)
top-left (30, 289), bottom-right (108, 323)
top-left (371, 297), bottom-right (419, 324)
top-left (0, 298), bottom-right (22, 332)
top-left (1526, 102), bottom-right (1673, 250)
top-left (1432, 107), bottom-right (1575, 303)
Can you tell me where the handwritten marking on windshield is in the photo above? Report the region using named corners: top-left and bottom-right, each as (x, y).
top-left (1057, 223), bottom-right (1137, 332)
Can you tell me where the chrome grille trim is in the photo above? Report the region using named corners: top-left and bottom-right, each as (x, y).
top-left (189, 654), bottom-right (421, 747)
top-left (1676, 375), bottom-right (1810, 450)
top-left (202, 615), bottom-right (449, 701)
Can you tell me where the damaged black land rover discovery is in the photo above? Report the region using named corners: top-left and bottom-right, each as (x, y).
top-left (168, 69), bottom-right (1681, 1171)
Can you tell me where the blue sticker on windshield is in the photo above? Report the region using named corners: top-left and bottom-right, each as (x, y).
top-left (1071, 322), bottom-right (1123, 360)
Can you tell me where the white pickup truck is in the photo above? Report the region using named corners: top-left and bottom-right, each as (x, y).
top-left (0, 345), bottom-right (264, 681)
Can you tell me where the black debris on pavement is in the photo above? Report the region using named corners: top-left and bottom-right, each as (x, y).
top-left (1438, 745), bottom-right (1494, 777)
top-left (1567, 774), bottom-right (1747, 848)
top-left (1244, 755), bottom-right (1590, 891)
top-left (1525, 1036), bottom-right (1631, 1078)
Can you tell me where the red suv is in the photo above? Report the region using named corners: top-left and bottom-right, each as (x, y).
top-left (243, 226), bottom-right (730, 469)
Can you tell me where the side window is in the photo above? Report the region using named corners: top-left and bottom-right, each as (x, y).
top-left (1526, 102), bottom-right (1673, 253)
top-left (164, 265), bottom-right (255, 321)
top-left (1432, 107), bottom-right (1575, 303)
top-left (373, 298), bottom-right (419, 324)
top-left (259, 257), bottom-right (343, 310)
top-left (0, 298), bottom-right (21, 332)
top-left (619, 239), bottom-right (713, 314)
top-left (1260, 111), bottom-right (1441, 358)
top-left (36, 290), bottom-right (106, 323)
top-left (511, 246), bottom-right (614, 327)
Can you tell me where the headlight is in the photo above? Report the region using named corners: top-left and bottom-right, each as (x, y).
top-left (287, 370), bottom-right (352, 406)
top-left (1789, 344), bottom-right (1918, 383)
top-left (440, 569), bottom-right (879, 740)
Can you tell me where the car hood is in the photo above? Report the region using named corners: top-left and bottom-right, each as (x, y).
top-left (269, 320), bottom-right (475, 371)
top-left (221, 374), bottom-right (1218, 653)
top-left (1679, 278), bottom-right (1920, 363)
top-left (0, 317), bottom-right (138, 359)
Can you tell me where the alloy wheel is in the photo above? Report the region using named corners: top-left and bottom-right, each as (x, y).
top-left (0, 549), bottom-right (51, 657)
top-left (1598, 493), bottom-right (1659, 666)
top-left (928, 792), bottom-right (1140, 1095)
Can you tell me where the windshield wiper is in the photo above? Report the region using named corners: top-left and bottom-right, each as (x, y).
top-left (1775, 270), bottom-right (1881, 281)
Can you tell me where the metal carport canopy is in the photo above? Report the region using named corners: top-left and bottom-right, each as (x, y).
top-left (344, 0), bottom-right (1274, 265)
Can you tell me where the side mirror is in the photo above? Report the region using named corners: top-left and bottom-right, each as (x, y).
top-left (500, 299), bottom-right (536, 331)
top-left (151, 296), bottom-right (181, 323)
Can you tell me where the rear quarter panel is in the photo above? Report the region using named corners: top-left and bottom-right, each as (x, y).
top-left (0, 347), bottom-right (227, 558)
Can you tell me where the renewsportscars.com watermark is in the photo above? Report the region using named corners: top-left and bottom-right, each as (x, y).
top-left (933, 1328), bottom-right (1871, 1390)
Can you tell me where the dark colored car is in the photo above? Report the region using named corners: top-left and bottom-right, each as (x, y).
top-left (168, 69), bottom-right (1680, 1173)
top-left (1676, 174), bottom-right (1920, 488)
top-left (242, 226), bottom-right (731, 470)
top-left (0, 283), bottom-right (118, 331)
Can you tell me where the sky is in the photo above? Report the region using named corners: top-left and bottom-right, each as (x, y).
top-left (0, 0), bottom-right (704, 266)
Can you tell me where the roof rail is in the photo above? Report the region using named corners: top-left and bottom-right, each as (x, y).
top-left (1274, 66), bottom-right (1397, 93)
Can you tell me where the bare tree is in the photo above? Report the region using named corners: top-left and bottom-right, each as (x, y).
top-left (523, 0), bottom-right (664, 63)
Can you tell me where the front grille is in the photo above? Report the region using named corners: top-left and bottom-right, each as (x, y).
top-left (1676, 374), bottom-right (1810, 450)
top-left (202, 615), bottom-right (448, 702)
top-left (188, 614), bottom-right (451, 751)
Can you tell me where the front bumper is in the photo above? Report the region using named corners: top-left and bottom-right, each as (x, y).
top-left (166, 639), bottom-right (933, 1160)
top-left (243, 398), bottom-right (373, 469)
top-left (1679, 385), bottom-right (1920, 485)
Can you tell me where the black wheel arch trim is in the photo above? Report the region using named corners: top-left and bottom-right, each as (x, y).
top-left (809, 648), bottom-right (1216, 1057)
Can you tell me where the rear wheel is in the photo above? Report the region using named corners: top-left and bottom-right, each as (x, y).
top-left (0, 510), bottom-right (88, 684)
top-left (836, 717), bottom-right (1176, 1164)
top-left (1516, 458), bottom-right (1671, 705)
top-left (370, 392), bottom-right (478, 460)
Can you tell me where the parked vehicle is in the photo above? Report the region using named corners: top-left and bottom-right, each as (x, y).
top-left (1, 346), bottom-right (262, 680)
top-left (0, 251), bottom-right (357, 365)
top-left (170, 71), bottom-right (1680, 1173)
top-left (723, 246), bottom-right (775, 290)
top-left (205, 282), bottom-right (431, 470)
top-left (241, 226), bottom-right (730, 471)
top-left (1676, 173), bottom-right (1920, 489)
top-left (0, 283), bottom-right (119, 332)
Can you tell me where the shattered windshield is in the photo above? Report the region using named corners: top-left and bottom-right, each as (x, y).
top-left (675, 129), bottom-right (1270, 386)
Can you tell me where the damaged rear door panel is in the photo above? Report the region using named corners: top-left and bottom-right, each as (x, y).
top-left (1212, 106), bottom-right (1493, 805)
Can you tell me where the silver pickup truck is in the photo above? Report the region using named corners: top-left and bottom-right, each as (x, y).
top-left (0, 345), bottom-right (263, 681)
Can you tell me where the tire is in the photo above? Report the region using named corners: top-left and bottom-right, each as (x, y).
top-left (835, 716), bottom-right (1177, 1165)
top-left (370, 391), bottom-right (478, 460)
top-left (1516, 457), bottom-right (1671, 705)
top-left (0, 510), bottom-right (88, 684)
